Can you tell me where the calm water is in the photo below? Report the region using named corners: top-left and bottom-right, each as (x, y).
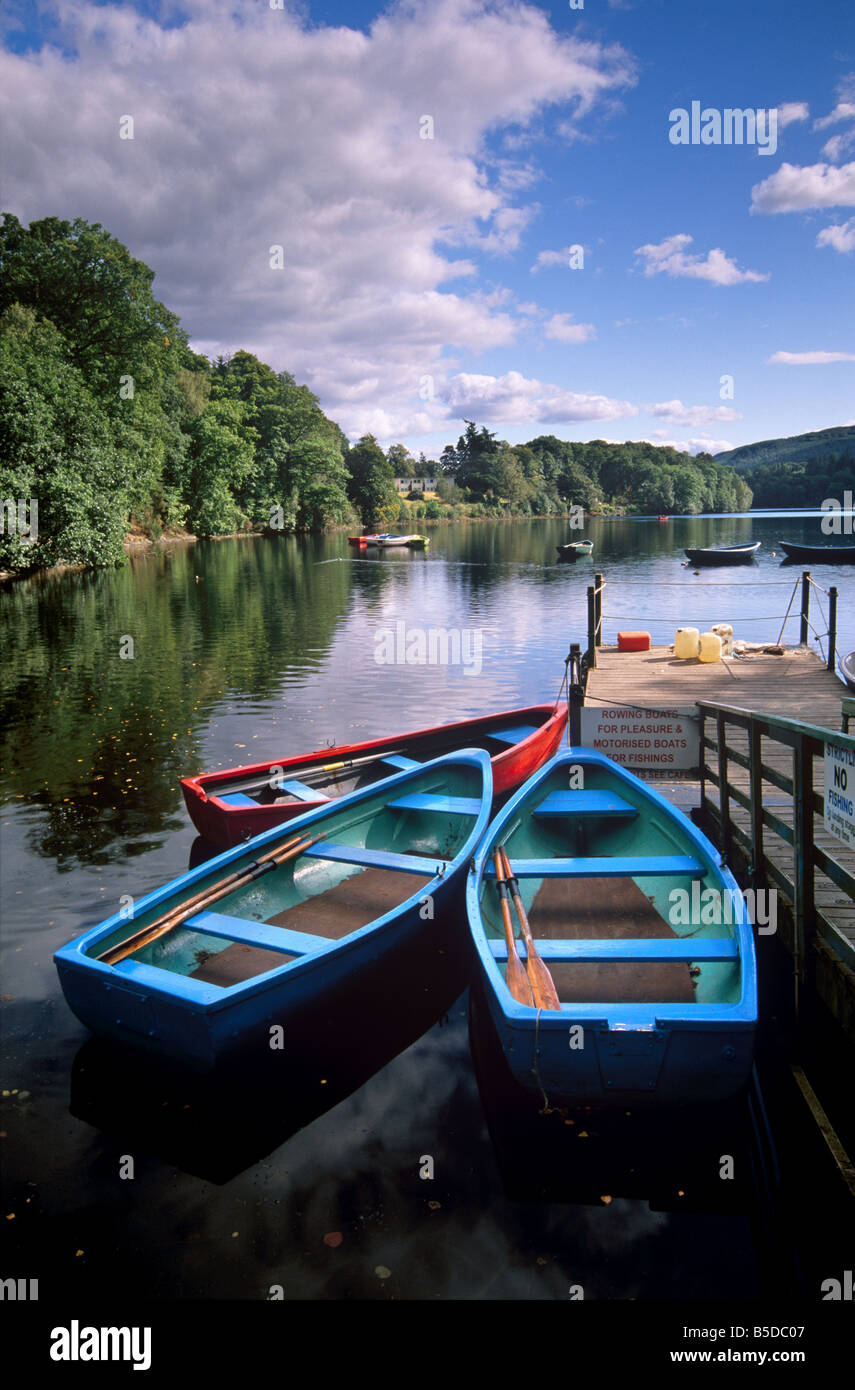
top-left (2, 513), bottom-right (853, 1304)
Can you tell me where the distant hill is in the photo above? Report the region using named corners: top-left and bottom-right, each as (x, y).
top-left (714, 425), bottom-right (855, 472)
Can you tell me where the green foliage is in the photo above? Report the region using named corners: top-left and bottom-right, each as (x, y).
top-left (715, 426), bottom-right (855, 473)
top-left (744, 454), bottom-right (855, 507)
top-left (345, 435), bottom-right (400, 527)
top-left (0, 216), bottom-right (355, 572)
top-left (0, 304), bottom-right (128, 570)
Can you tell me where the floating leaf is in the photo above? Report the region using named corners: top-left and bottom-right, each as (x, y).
top-left (323, 1231), bottom-right (343, 1248)
top-left (375, 1265), bottom-right (391, 1280)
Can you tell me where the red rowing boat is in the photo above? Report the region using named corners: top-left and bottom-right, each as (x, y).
top-left (181, 703), bottom-right (568, 848)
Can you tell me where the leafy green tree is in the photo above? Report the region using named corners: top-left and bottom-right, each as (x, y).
top-left (0, 213), bottom-right (185, 401)
top-left (345, 435), bottom-right (400, 527)
top-left (0, 304), bottom-right (128, 569)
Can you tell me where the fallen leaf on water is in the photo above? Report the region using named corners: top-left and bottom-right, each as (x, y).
top-left (323, 1231), bottom-right (343, 1248)
top-left (375, 1265), bottom-right (391, 1280)
top-left (428, 1200), bottom-right (441, 1210)
top-left (600, 1195), bottom-right (613, 1205)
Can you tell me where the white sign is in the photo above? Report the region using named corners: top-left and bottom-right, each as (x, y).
top-left (580, 704), bottom-right (699, 771)
top-left (823, 743), bottom-right (855, 846)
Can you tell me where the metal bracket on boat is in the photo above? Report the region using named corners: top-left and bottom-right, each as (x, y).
top-left (436, 862), bottom-right (447, 879)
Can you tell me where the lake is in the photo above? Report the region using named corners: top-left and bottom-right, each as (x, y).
top-left (2, 511), bottom-right (852, 1304)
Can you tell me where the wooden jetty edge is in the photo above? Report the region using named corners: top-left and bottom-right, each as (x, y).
top-left (583, 641), bottom-right (855, 1052)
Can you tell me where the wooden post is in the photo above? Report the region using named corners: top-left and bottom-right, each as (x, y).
top-left (749, 722), bottom-right (765, 890)
top-left (791, 737), bottom-right (815, 1026)
top-left (594, 572), bottom-right (603, 648)
top-left (716, 710), bottom-right (731, 860)
top-left (586, 585), bottom-right (597, 669)
top-left (568, 642), bottom-right (583, 745)
top-left (800, 571), bottom-right (811, 646)
top-left (828, 586), bottom-right (838, 671)
top-left (698, 706), bottom-right (706, 810)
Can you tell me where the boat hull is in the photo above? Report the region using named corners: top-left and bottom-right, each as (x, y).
top-left (780, 541), bottom-right (855, 564)
top-left (684, 544), bottom-right (760, 566)
top-left (181, 703), bottom-right (567, 849)
top-left (466, 749), bottom-right (757, 1107)
top-left (56, 751), bottom-right (492, 1070)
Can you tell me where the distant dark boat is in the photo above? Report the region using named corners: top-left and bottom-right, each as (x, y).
top-left (839, 651), bottom-right (855, 691)
top-left (684, 542), bottom-right (761, 567)
top-left (779, 541), bottom-right (855, 564)
top-left (556, 540), bottom-right (594, 561)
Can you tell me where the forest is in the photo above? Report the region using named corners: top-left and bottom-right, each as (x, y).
top-left (1, 213), bottom-right (752, 574)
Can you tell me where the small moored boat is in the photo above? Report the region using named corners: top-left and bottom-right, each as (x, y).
top-left (684, 542), bottom-right (761, 566)
top-left (55, 750), bottom-right (493, 1070)
top-left (181, 703), bottom-right (567, 849)
top-left (779, 541), bottom-right (855, 564)
top-left (839, 650), bottom-right (855, 691)
top-left (466, 748), bottom-right (756, 1106)
top-left (556, 539), bottom-right (594, 561)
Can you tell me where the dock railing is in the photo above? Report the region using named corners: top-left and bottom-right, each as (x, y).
top-left (586, 571), bottom-right (838, 670)
top-left (696, 699), bottom-right (855, 1036)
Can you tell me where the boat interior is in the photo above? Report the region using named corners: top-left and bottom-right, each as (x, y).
top-left (477, 761), bottom-right (744, 1008)
top-left (91, 763), bottom-right (485, 989)
top-left (202, 716), bottom-right (552, 808)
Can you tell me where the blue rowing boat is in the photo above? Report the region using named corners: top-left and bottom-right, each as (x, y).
top-left (466, 748), bottom-right (757, 1106)
top-left (55, 750), bottom-right (492, 1070)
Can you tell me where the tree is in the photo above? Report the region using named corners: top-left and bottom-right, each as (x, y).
top-left (345, 435), bottom-right (400, 527)
top-left (0, 213), bottom-right (185, 402)
top-left (0, 304), bottom-right (128, 569)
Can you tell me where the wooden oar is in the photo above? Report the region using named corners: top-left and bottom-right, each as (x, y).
top-left (500, 847), bottom-right (561, 1011)
top-left (494, 850), bottom-right (533, 1006)
top-left (99, 833), bottom-right (315, 966)
top-left (214, 747), bottom-right (417, 799)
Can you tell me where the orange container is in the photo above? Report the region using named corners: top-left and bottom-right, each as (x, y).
top-left (617, 631), bottom-right (651, 652)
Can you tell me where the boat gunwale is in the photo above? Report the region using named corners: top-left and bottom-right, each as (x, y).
top-left (181, 702), bottom-right (566, 805)
top-left (55, 748), bottom-right (494, 1013)
top-left (465, 747), bottom-right (757, 1027)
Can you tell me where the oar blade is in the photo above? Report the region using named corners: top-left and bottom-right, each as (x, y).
top-left (505, 952), bottom-right (534, 1007)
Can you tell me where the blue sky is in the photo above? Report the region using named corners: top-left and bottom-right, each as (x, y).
top-left (1, 0), bottom-right (853, 457)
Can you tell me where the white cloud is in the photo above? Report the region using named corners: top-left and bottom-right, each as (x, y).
top-left (777, 101), bottom-right (810, 127)
top-left (817, 218), bottom-right (855, 253)
top-left (814, 100), bottom-right (855, 129)
top-left (0, 0), bottom-right (635, 437)
top-left (544, 313), bottom-right (595, 343)
top-left (444, 370), bottom-right (636, 424)
top-left (768, 351), bottom-right (855, 365)
top-left (633, 234), bottom-right (768, 285)
top-left (530, 245), bottom-right (584, 272)
top-left (646, 400), bottom-right (742, 426)
top-left (635, 434), bottom-right (736, 455)
top-left (750, 161), bottom-right (855, 212)
top-left (821, 131), bottom-right (855, 163)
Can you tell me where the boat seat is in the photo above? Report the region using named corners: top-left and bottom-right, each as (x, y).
top-left (388, 793), bottom-right (482, 815)
top-left (487, 937), bottom-right (737, 962)
top-left (533, 790), bottom-right (638, 819)
top-left (275, 778), bottom-right (328, 802)
top-left (484, 855), bottom-right (707, 878)
top-left (381, 754), bottom-right (420, 770)
top-left (219, 792), bottom-right (258, 808)
top-left (185, 910), bottom-right (330, 956)
top-left (303, 843), bottom-right (450, 876)
top-left (487, 724), bottom-right (541, 746)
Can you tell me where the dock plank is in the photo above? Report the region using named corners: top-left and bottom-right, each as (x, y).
top-left (584, 644), bottom-right (855, 965)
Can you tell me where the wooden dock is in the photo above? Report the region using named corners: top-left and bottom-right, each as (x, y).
top-left (584, 643), bottom-right (855, 1043)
